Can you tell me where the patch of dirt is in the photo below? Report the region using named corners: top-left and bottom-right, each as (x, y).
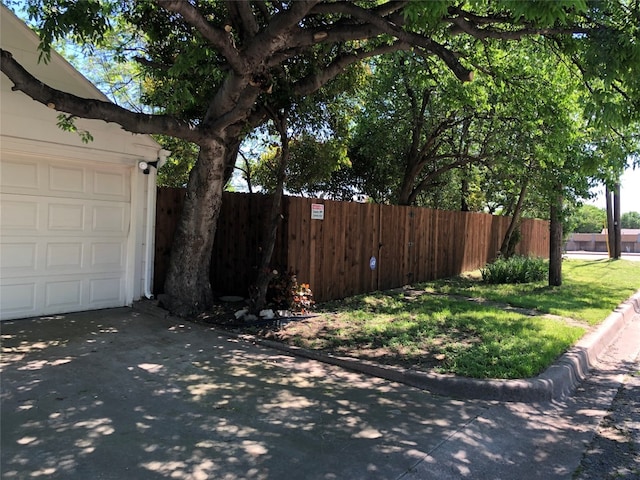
top-left (258, 313), bottom-right (452, 372)
top-left (188, 297), bottom-right (447, 371)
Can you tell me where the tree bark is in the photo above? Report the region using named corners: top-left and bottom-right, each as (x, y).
top-left (248, 111), bottom-right (290, 312)
top-left (548, 188), bottom-right (563, 287)
top-left (461, 176), bottom-right (470, 212)
top-left (499, 177), bottom-right (529, 258)
top-left (223, 138), bottom-right (241, 186)
top-left (162, 140), bottom-right (228, 316)
top-left (397, 162), bottom-right (422, 205)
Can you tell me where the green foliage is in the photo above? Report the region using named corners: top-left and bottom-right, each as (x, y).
top-left (51, 24), bottom-right (145, 112)
top-left (500, 0), bottom-right (588, 25)
top-left (568, 204), bottom-right (606, 233)
top-left (335, 38), bottom-right (593, 213)
top-left (481, 256), bottom-right (547, 284)
top-left (621, 211), bottom-right (640, 229)
top-left (22, 0), bottom-right (115, 63)
top-left (558, 1), bottom-right (640, 127)
top-left (403, 0), bottom-right (452, 31)
top-left (155, 136), bottom-right (198, 187)
top-left (55, 114), bottom-right (93, 143)
top-left (253, 133), bottom-right (350, 194)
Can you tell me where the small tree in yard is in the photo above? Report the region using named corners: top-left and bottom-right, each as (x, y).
top-left (2, 1), bottom-right (638, 315)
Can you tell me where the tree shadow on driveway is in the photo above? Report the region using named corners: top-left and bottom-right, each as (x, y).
top-left (1, 308), bottom-right (635, 479)
top-left (1, 309), bottom-right (489, 479)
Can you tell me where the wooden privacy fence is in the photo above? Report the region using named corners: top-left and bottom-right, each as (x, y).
top-left (155, 188), bottom-right (549, 303)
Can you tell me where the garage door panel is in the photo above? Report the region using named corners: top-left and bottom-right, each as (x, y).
top-left (91, 242), bottom-right (125, 269)
top-left (92, 204), bottom-right (129, 234)
top-left (48, 203), bottom-right (85, 231)
top-left (46, 242), bottom-right (83, 270)
top-left (1, 155), bottom-right (130, 202)
top-left (1, 194), bottom-right (130, 237)
top-left (0, 198), bottom-right (40, 230)
top-left (2, 236), bottom-right (126, 277)
top-left (1, 242), bottom-right (37, 271)
top-left (89, 277), bottom-right (123, 304)
top-left (45, 279), bottom-right (82, 309)
top-left (1, 159), bottom-right (39, 189)
top-left (49, 164), bottom-right (86, 193)
top-left (0, 282), bottom-right (37, 317)
top-left (1, 273), bottom-right (127, 319)
top-left (94, 170), bottom-right (127, 197)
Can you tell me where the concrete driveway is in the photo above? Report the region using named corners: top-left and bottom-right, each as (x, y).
top-left (2, 307), bottom-right (639, 479)
top-left (0, 308), bottom-right (491, 479)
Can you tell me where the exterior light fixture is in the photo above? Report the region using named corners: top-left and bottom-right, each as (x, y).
top-left (138, 160), bottom-right (159, 175)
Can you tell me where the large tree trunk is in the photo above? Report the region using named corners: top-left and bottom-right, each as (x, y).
top-left (548, 188), bottom-right (563, 287)
top-left (397, 163), bottom-right (421, 205)
top-left (162, 140), bottom-right (228, 316)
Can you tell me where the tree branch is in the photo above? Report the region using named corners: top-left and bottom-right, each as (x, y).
top-left (446, 7), bottom-right (591, 40)
top-left (292, 41), bottom-right (410, 97)
top-left (409, 154), bottom-right (484, 203)
top-left (265, 20), bottom-right (390, 68)
top-left (203, 73), bottom-right (262, 133)
top-left (227, 0), bottom-right (260, 38)
top-left (312, 2), bottom-right (474, 81)
top-left (155, 0), bottom-right (246, 73)
top-left (253, 1), bottom-right (272, 23)
top-left (245, 1), bottom-right (320, 63)
top-left (1, 49), bottom-right (203, 143)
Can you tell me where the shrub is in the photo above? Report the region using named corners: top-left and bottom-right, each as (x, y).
top-left (481, 256), bottom-right (547, 284)
top-left (267, 270), bottom-right (315, 313)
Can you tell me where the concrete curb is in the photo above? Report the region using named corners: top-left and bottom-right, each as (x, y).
top-left (134, 289), bottom-right (640, 403)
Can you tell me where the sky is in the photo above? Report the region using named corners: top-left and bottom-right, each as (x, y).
top-left (587, 167), bottom-right (640, 214)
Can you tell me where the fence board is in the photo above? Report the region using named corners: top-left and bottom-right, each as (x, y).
top-left (154, 187), bottom-right (186, 294)
top-left (155, 190), bottom-right (550, 303)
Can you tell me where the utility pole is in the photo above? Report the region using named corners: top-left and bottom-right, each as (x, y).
top-left (614, 183), bottom-right (621, 258)
top-left (605, 183), bottom-right (622, 259)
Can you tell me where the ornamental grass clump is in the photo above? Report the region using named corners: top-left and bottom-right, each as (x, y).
top-left (481, 255), bottom-right (547, 284)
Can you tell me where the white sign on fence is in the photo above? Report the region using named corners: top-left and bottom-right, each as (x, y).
top-left (311, 203), bottom-right (325, 220)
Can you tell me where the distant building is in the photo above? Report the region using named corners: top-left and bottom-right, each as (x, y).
top-left (565, 229), bottom-right (640, 253)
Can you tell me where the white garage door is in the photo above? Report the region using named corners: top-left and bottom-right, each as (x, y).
top-left (0, 155), bottom-right (131, 321)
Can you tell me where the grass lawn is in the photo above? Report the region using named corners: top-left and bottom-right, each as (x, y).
top-left (425, 258), bottom-right (640, 325)
top-left (267, 259), bottom-right (639, 379)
